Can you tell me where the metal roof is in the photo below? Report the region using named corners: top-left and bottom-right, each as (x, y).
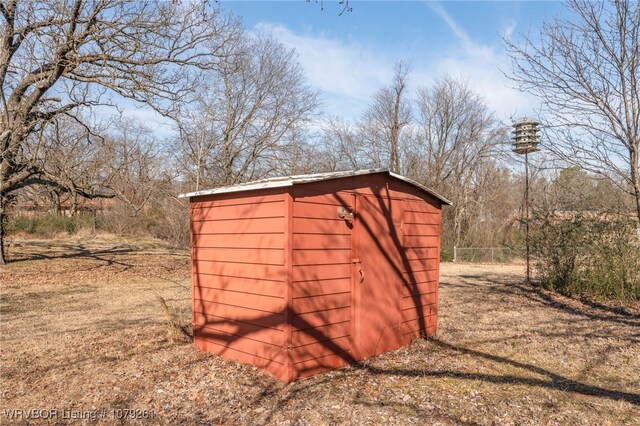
top-left (178, 168), bottom-right (452, 205)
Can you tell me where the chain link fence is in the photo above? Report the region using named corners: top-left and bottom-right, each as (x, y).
top-left (452, 246), bottom-right (521, 263)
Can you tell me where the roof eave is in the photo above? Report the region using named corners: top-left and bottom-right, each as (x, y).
top-left (388, 171), bottom-right (453, 206)
top-left (178, 168), bottom-right (452, 206)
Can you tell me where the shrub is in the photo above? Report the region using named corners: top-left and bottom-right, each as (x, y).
top-left (531, 213), bottom-right (640, 301)
top-left (580, 221), bottom-right (640, 300)
top-left (440, 248), bottom-right (454, 262)
top-left (33, 215), bottom-right (77, 236)
top-left (6, 214), bottom-right (80, 237)
top-left (6, 197), bottom-right (190, 248)
top-left (6, 215), bottom-right (36, 234)
top-left (95, 201), bottom-right (189, 248)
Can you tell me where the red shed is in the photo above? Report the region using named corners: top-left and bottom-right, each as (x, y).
top-left (179, 169), bottom-right (451, 382)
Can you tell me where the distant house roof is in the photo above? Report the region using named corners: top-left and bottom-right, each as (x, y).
top-left (178, 168), bottom-right (452, 205)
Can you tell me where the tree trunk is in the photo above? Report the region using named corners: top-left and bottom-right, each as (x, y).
top-left (389, 89), bottom-right (401, 173)
top-left (51, 192), bottom-right (61, 216)
top-left (0, 194), bottom-right (7, 265)
top-left (389, 124), bottom-right (399, 173)
top-left (70, 192), bottom-right (78, 217)
top-left (634, 180), bottom-right (640, 228)
top-left (453, 205), bottom-right (465, 248)
top-left (389, 145), bottom-right (398, 173)
top-left (631, 148), bottom-right (640, 228)
top-left (633, 183), bottom-right (640, 234)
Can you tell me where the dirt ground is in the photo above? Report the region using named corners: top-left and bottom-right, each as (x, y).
top-left (1, 235), bottom-right (639, 425)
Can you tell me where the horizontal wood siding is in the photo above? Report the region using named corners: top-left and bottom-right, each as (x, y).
top-left (191, 217), bottom-right (284, 235)
top-left (401, 199), bottom-right (441, 339)
top-left (194, 287), bottom-right (284, 314)
top-left (190, 190), bottom-right (287, 379)
top-left (290, 194), bottom-right (353, 373)
top-left (188, 173), bottom-right (444, 382)
top-left (291, 320), bottom-right (351, 347)
top-left (192, 233), bottom-right (285, 250)
top-left (190, 275), bottom-right (282, 298)
top-left (291, 306), bottom-right (351, 331)
top-left (194, 313), bottom-right (285, 356)
top-left (291, 351), bottom-right (352, 380)
top-left (194, 301), bottom-right (284, 331)
top-left (291, 278), bottom-right (350, 298)
top-left (292, 263), bottom-right (351, 282)
top-left (194, 260), bottom-right (285, 281)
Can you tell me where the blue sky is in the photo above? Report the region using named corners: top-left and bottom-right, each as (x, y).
top-left (217, 1), bottom-right (567, 123)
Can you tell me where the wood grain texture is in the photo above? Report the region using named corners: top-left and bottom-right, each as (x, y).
top-left (189, 172), bottom-right (444, 382)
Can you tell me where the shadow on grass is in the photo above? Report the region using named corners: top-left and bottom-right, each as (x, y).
top-left (577, 297), bottom-right (638, 318)
top-left (8, 241), bottom-right (136, 270)
top-left (447, 273), bottom-right (640, 328)
top-left (362, 338), bottom-right (640, 405)
top-left (504, 283), bottom-right (639, 328)
top-left (248, 335), bottom-right (639, 425)
top-left (258, 337), bottom-right (639, 425)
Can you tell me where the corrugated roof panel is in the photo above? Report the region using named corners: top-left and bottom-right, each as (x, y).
top-left (178, 168), bottom-right (452, 205)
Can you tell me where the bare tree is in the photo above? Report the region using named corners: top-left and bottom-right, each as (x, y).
top-left (173, 92), bottom-right (219, 191)
top-left (505, 0), bottom-right (640, 224)
top-left (361, 61), bottom-right (412, 173)
top-left (0, 0), bottom-right (238, 263)
top-left (273, 139), bottom-right (329, 176)
top-left (309, 0), bottom-right (354, 16)
top-left (33, 114), bottom-right (112, 216)
top-left (319, 116), bottom-right (367, 172)
top-left (8, 114), bottom-right (108, 217)
top-left (174, 33), bottom-right (320, 188)
top-left (102, 119), bottom-right (170, 216)
top-left (320, 73), bottom-right (510, 249)
top-left (413, 76), bottom-right (507, 247)
top-left (91, 118), bottom-right (183, 239)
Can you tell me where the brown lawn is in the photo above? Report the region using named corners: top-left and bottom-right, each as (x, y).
top-left (1, 235), bottom-right (638, 425)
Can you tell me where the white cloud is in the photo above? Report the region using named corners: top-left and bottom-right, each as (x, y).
top-left (423, 50), bottom-right (536, 122)
top-left (422, 2), bottom-right (537, 122)
top-left (254, 22), bottom-right (394, 119)
top-left (503, 20), bottom-right (517, 40)
top-left (255, 9), bottom-right (539, 125)
top-left (426, 2), bottom-right (473, 48)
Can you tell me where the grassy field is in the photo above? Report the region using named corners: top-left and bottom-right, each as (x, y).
top-left (1, 235), bottom-right (639, 425)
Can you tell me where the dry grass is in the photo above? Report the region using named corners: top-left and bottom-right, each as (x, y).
top-left (1, 236), bottom-right (638, 425)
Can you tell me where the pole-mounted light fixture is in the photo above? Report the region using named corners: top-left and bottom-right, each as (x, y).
top-left (512, 118), bottom-right (540, 285)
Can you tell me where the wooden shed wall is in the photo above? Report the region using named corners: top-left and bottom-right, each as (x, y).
top-left (354, 175), bottom-right (441, 343)
top-left (188, 172), bottom-right (444, 382)
top-left (399, 198), bottom-right (441, 340)
top-left (290, 190), bottom-right (355, 379)
top-left (190, 189), bottom-right (288, 381)
top-left (288, 174), bottom-right (443, 378)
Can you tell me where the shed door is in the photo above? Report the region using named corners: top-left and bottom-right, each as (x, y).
top-left (353, 194), bottom-right (404, 359)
